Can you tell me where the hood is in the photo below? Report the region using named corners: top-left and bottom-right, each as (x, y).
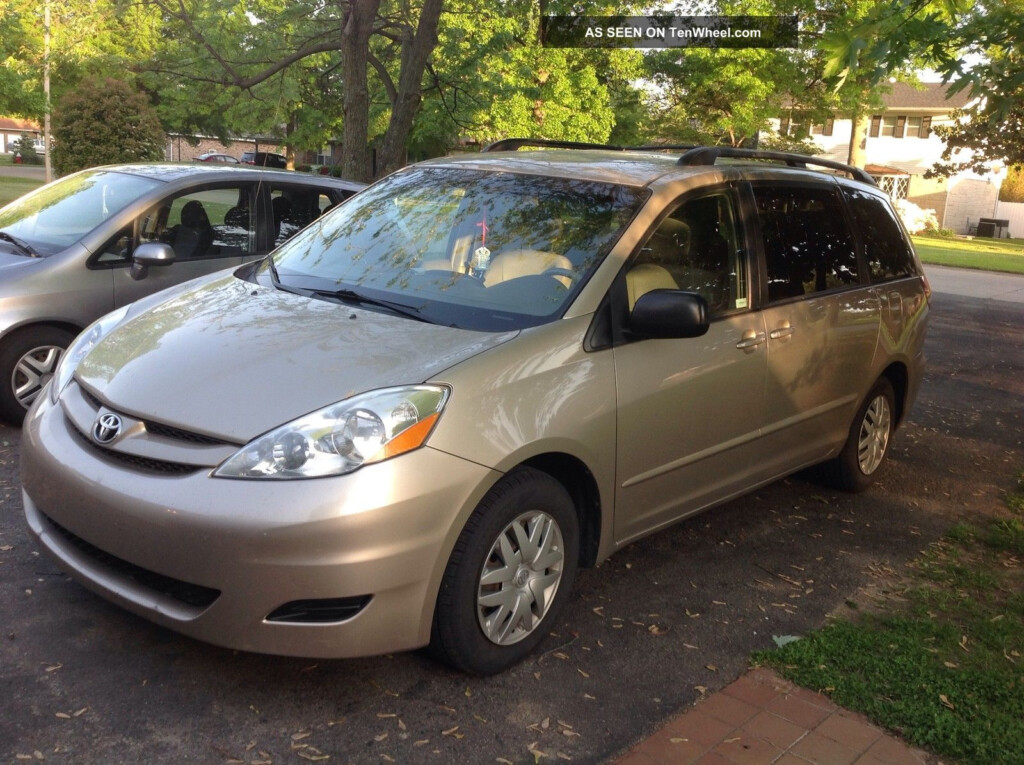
top-left (76, 275), bottom-right (517, 442)
top-left (0, 249), bottom-right (41, 270)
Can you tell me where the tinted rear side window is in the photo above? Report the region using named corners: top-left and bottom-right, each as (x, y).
top-left (754, 184), bottom-right (859, 302)
top-left (842, 188), bottom-right (918, 282)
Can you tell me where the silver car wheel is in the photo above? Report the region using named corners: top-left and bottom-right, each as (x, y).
top-left (13, 344), bottom-right (64, 409)
top-left (477, 510), bottom-right (565, 646)
top-left (857, 394), bottom-right (892, 475)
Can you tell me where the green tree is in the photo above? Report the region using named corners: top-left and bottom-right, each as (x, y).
top-left (52, 77), bottom-right (165, 174)
top-left (822, 0), bottom-right (1023, 172)
top-left (139, 0), bottom-right (444, 182)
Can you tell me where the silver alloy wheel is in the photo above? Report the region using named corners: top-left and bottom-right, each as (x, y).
top-left (476, 510), bottom-right (565, 646)
top-left (13, 344), bottom-right (64, 409)
top-left (857, 394), bottom-right (892, 475)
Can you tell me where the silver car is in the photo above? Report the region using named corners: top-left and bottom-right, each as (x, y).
top-left (0, 163), bottom-right (363, 423)
top-left (21, 144), bottom-right (929, 675)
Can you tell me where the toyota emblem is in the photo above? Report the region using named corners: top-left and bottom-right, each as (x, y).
top-left (92, 412), bottom-right (123, 444)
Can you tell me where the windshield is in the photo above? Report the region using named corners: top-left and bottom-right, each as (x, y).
top-left (264, 166), bottom-right (646, 331)
top-left (0, 169), bottom-right (162, 256)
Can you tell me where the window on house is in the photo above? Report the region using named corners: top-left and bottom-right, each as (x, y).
top-left (809, 118), bottom-right (834, 137)
top-left (315, 146), bottom-right (332, 165)
top-left (873, 175), bottom-right (910, 200)
top-left (881, 115), bottom-right (907, 138)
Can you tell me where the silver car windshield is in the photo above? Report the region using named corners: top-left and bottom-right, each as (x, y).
top-left (266, 166), bottom-right (646, 331)
top-left (0, 170), bottom-right (161, 256)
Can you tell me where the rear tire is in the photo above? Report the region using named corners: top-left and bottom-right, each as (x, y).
top-left (824, 378), bottom-right (895, 492)
top-left (430, 467), bottom-right (579, 675)
top-left (0, 327), bottom-right (74, 426)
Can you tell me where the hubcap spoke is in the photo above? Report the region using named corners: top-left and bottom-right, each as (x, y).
top-left (477, 509), bottom-right (565, 646)
top-left (857, 395), bottom-right (891, 475)
top-left (13, 345), bottom-right (64, 408)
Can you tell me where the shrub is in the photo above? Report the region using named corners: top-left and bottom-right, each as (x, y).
top-left (12, 134), bottom-right (42, 165)
top-left (893, 198), bottom-right (940, 234)
top-left (999, 165), bottom-right (1024, 203)
top-left (52, 78), bottom-right (165, 175)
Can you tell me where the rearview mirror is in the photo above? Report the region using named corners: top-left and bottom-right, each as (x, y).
top-left (628, 290), bottom-right (709, 339)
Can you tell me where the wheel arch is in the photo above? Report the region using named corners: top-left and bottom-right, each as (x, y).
top-left (879, 361), bottom-right (909, 428)
top-left (518, 452), bottom-right (602, 569)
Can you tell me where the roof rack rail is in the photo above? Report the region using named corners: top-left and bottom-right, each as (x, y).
top-left (483, 138), bottom-right (697, 153)
top-left (677, 147), bottom-right (876, 185)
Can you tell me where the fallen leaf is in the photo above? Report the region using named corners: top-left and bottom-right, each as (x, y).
top-left (442, 726), bottom-right (460, 736)
top-left (939, 694), bottom-right (955, 711)
top-left (291, 731), bottom-right (312, 741)
top-left (55, 713), bottom-right (70, 719)
top-left (694, 685), bottom-right (708, 695)
top-left (706, 664), bottom-right (718, 671)
top-left (648, 625), bottom-right (668, 636)
top-left (577, 669), bottom-right (589, 678)
top-left (669, 737), bottom-right (688, 743)
top-left (414, 739), bottom-right (430, 746)
top-left (376, 713), bottom-right (396, 719)
top-left (374, 733), bottom-right (388, 742)
top-left (72, 708), bottom-right (87, 717)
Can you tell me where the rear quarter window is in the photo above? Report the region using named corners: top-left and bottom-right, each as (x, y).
top-left (841, 188), bottom-right (918, 282)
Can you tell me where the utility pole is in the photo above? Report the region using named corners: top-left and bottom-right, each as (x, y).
top-left (44, 0), bottom-right (52, 183)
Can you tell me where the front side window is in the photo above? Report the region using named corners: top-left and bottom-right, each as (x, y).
top-left (754, 184), bottom-right (859, 301)
top-left (842, 188), bottom-right (917, 282)
top-left (266, 166), bottom-right (646, 331)
top-left (0, 170), bottom-right (161, 256)
top-left (96, 185), bottom-right (255, 264)
top-left (627, 192), bottom-right (748, 315)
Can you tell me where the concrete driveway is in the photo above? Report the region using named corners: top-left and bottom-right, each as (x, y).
top-left (1, 267), bottom-right (1021, 764)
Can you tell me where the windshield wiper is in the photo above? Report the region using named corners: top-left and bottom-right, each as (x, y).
top-left (312, 288), bottom-right (432, 324)
top-left (0, 231), bottom-right (40, 258)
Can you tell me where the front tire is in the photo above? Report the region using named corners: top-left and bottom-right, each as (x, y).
top-left (430, 467), bottom-right (579, 675)
top-left (0, 327), bottom-right (74, 426)
top-left (825, 378), bottom-right (895, 492)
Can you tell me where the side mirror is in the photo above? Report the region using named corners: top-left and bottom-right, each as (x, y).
top-left (130, 242), bottom-right (176, 281)
top-left (628, 290), bottom-right (710, 339)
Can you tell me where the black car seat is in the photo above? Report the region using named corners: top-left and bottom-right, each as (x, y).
top-left (173, 200), bottom-right (214, 259)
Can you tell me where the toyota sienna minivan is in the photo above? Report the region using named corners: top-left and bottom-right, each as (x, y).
top-left (21, 142), bottom-right (929, 675)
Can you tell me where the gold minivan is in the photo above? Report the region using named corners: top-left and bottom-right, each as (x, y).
top-left (21, 143), bottom-right (929, 674)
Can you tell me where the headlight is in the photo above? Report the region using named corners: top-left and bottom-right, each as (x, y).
top-left (51, 305), bottom-right (132, 404)
top-left (214, 385), bottom-right (450, 479)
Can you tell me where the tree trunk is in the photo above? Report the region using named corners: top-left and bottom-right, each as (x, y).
top-left (847, 110), bottom-right (868, 168)
top-left (375, 0), bottom-right (444, 178)
top-left (340, 0), bottom-right (381, 182)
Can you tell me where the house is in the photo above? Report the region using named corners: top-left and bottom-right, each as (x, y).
top-left (0, 118), bottom-right (42, 154)
top-left (776, 82), bottom-right (1006, 234)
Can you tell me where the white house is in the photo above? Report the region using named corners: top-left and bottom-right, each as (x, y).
top-left (776, 82), bottom-right (1005, 234)
top-left (0, 117), bottom-right (42, 155)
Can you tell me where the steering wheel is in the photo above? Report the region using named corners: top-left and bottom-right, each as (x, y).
top-left (541, 266), bottom-right (576, 285)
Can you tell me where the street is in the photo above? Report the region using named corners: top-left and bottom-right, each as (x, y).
top-left (2, 266), bottom-right (1022, 764)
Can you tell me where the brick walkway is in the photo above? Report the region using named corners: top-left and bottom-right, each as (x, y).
top-left (613, 669), bottom-right (938, 765)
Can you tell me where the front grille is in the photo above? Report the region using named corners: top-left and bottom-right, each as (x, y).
top-left (79, 386), bottom-right (233, 447)
top-left (265, 596), bottom-right (372, 624)
top-left (43, 514), bottom-right (221, 609)
top-left (68, 420), bottom-right (203, 476)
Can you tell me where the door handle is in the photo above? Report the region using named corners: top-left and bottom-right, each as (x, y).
top-left (735, 330), bottom-right (766, 350)
top-left (770, 323), bottom-right (795, 340)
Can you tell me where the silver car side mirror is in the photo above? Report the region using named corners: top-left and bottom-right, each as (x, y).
top-left (130, 242), bottom-right (176, 281)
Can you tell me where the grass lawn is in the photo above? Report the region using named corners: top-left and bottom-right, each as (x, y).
top-left (755, 474), bottom-right (1024, 764)
top-left (913, 234), bottom-right (1024, 275)
top-left (0, 175), bottom-right (44, 208)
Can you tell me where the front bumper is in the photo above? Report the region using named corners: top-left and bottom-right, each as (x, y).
top-left (21, 389), bottom-right (498, 658)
